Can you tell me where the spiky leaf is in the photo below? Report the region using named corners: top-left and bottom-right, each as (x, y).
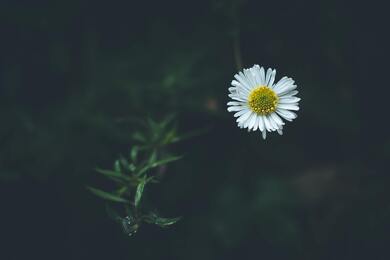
top-left (144, 213), bottom-right (181, 227)
top-left (138, 155), bottom-right (182, 176)
top-left (96, 168), bottom-right (132, 183)
top-left (134, 177), bottom-right (146, 208)
top-left (87, 186), bottom-right (129, 203)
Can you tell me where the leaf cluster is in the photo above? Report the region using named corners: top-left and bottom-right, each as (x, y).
top-left (88, 116), bottom-right (184, 236)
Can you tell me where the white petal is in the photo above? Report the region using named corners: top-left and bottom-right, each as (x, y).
top-left (273, 77), bottom-right (294, 93)
top-left (246, 113), bottom-right (257, 129)
top-left (239, 71), bottom-right (254, 89)
top-left (237, 110), bottom-right (252, 124)
top-left (277, 104), bottom-right (299, 111)
top-left (231, 80), bottom-right (250, 96)
top-left (270, 112), bottom-right (284, 126)
top-left (253, 116), bottom-right (259, 131)
top-left (277, 84), bottom-right (297, 96)
top-left (243, 69), bottom-right (256, 89)
top-left (228, 94), bottom-right (246, 102)
top-left (262, 130), bottom-right (267, 139)
top-left (265, 68), bottom-right (273, 87)
top-left (227, 101), bottom-right (242, 106)
top-left (243, 112), bottom-right (252, 128)
top-left (259, 67), bottom-right (265, 85)
top-left (228, 87), bottom-right (236, 94)
top-left (251, 65), bottom-right (262, 85)
top-left (276, 108), bottom-right (297, 121)
top-left (258, 116), bottom-right (265, 131)
top-left (267, 115), bottom-right (279, 130)
top-left (277, 125), bottom-right (283, 135)
top-left (234, 73), bottom-right (251, 92)
top-left (268, 69), bottom-right (276, 87)
top-left (263, 115), bottom-right (272, 131)
top-left (280, 90), bottom-right (298, 97)
top-left (279, 97), bottom-right (301, 104)
top-left (234, 108), bottom-right (249, 117)
top-left (227, 106), bottom-right (246, 112)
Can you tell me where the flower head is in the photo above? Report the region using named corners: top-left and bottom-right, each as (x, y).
top-left (227, 65), bottom-right (300, 139)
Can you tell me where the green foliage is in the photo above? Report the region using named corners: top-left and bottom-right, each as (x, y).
top-left (87, 186), bottom-right (129, 203)
top-left (88, 116), bottom-right (185, 236)
top-left (144, 213), bottom-right (181, 228)
top-left (134, 176), bottom-right (146, 208)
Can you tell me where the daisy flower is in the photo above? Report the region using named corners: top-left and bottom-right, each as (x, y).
top-left (227, 64), bottom-right (300, 139)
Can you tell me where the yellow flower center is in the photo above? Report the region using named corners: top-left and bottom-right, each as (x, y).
top-left (248, 86), bottom-right (279, 115)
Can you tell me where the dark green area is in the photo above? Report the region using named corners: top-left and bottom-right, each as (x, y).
top-left (1, 0), bottom-right (389, 259)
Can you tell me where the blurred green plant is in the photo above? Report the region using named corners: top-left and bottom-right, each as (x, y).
top-left (88, 116), bottom-right (186, 236)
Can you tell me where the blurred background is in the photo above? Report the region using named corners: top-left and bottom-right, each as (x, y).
top-left (1, 0), bottom-right (389, 259)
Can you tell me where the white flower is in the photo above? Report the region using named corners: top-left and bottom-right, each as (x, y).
top-left (227, 64), bottom-right (300, 139)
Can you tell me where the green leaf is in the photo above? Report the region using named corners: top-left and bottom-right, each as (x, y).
top-left (147, 117), bottom-right (159, 131)
top-left (128, 163), bottom-right (137, 172)
top-left (114, 160), bottom-right (121, 172)
top-left (159, 114), bottom-right (175, 129)
top-left (134, 177), bottom-right (146, 208)
top-left (138, 155), bottom-right (182, 176)
top-left (131, 146), bottom-right (139, 162)
top-left (144, 213), bottom-right (181, 227)
top-left (155, 216), bottom-right (181, 227)
top-left (132, 131), bottom-right (146, 143)
top-left (96, 168), bottom-right (121, 177)
top-left (148, 150), bottom-right (157, 164)
top-left (96, 168), bottom-right (132, 183)
top-left (87, 186), bottom-right (129, 203)
top-left (170, 127), bottom-right (209, 143)
top-left (150, 155), bottom-right (182, 168)
top-left (119, 155), bottom-right (129, 169)
top-left (162, 127), bottom-right (177, 145)
top-left (116, 186), bottom-right (128, 196)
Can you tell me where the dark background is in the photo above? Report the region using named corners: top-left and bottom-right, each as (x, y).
top-left (1, 0), bottom-right (389, 259)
